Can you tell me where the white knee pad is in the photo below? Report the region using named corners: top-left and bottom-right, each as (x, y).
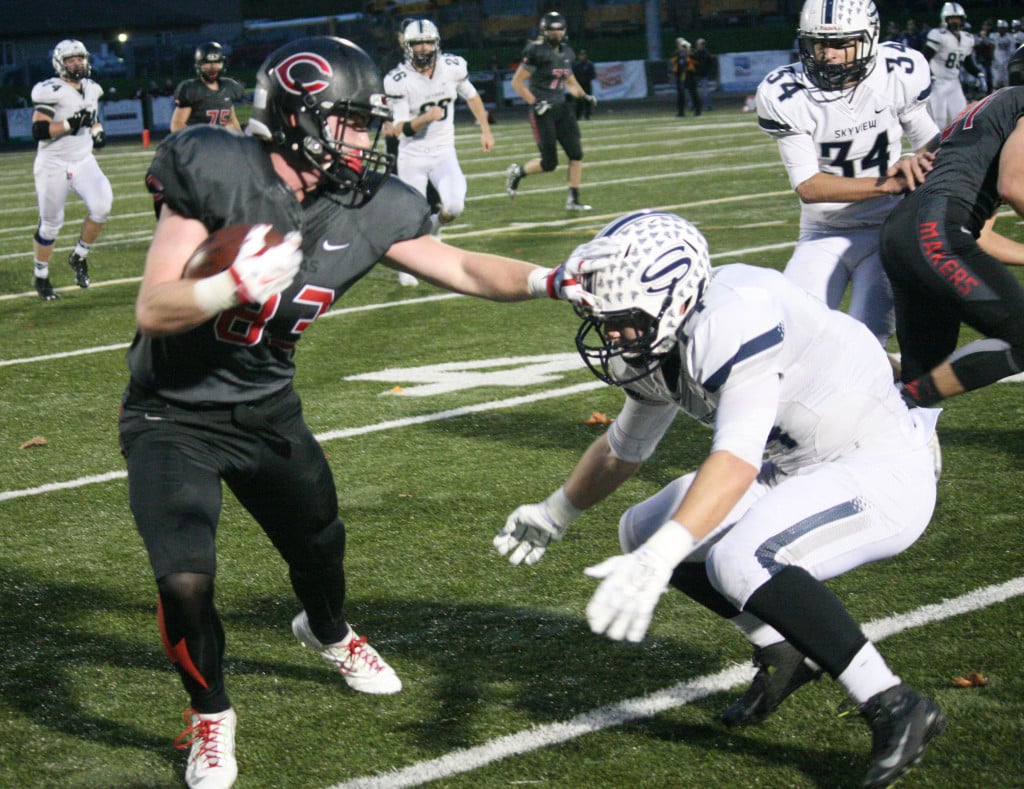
top-left (87, 182), bottom-right (114, 224)
top-left (617, 474), bottom-right (695, 553)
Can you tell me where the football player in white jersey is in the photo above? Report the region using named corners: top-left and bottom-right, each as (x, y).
top-left (384, 18), bottom-right (493, 286)
top-left (494, 210), bottom-right (946, 789)
top-left (756, 0), bottom-right (939, 346)
top-left (925, 3), bottom-right (986, 127)
top-left (29, 39), bottom-right (113, 300)
top-left (990, 19), bottom-right (1015, 89)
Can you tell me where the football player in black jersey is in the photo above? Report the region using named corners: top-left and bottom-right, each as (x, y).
top-left (505, 11), bottom-right (598, 211)
top-left (170, 42), bottom-right (244, 133)
top-left (879, 46), bottom-right (1024, 407)
top-left (120, 36), bottom-right (618, 788)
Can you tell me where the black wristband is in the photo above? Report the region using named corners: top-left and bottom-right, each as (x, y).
top-left (32, 120), bottom-right (52, 140)
top-left (402, 122), bottom-right (416, 138)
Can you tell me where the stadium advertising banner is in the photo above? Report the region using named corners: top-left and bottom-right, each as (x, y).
top-left (5, 107), bottom-right (33, 141)
top-left (718, 50), bottom-right (794, 93)
top-left (98, 99), bottom-right (145, 136)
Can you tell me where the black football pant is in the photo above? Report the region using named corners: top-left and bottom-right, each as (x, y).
top-left (881, 196), bottom-right (1024, 389)
top-left (120, 384), bottom-right (348, 712)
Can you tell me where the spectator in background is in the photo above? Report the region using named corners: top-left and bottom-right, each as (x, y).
top-left (692, 38), bottom-right (717, 111)
top-left (884, 20), bottom-right (902, 42)
top-left (902, 18), bottom-right (927, 51)
top-left (572, 49), bottom-right (597, 120)
top-left (974, 19), bottom-right (995, 94)
top-left (990, 19), bottom-right (1014, 89)
top-left (671, 38), bottom-right (701, 117)
top-left (170, 42), bottom-right (243, 133)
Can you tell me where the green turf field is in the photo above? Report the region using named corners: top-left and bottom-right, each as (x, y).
top-left (1, 105), bottom-right (1022, 788)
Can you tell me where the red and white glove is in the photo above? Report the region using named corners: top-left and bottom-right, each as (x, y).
top-left (528, 237), bottom-right (623, 307)
top-left (229, 225), bottom-right (303, 305)
top-left (193, 226), bottom-right (303, 314)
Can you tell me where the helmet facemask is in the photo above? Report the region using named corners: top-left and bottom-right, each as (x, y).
top-left (799, 30), bottom-right (876, 91)
top-left (53, 40), bottom-right (90, 81)
top-left (573, 211), bottom-right (712, 388)
top-left (281, 89), bottom-right (393, 201)
top-left (797, 0), bottom-right (879, 92)
top-left (402, 20), bottom-right (440, 70)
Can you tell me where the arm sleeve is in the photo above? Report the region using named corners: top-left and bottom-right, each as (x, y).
top-left (606, 395), bottom-right (679, 463)
top-left (776, 133), bottom-right (822, 190)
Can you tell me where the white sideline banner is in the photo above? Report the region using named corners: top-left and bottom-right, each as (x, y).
top-left (718, 49), bottom-right (795, 93)
top-left (98, 99), bottom-right (144, 136)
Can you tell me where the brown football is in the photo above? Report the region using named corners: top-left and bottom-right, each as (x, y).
top-left (182, 224), bottom-right (286, 279)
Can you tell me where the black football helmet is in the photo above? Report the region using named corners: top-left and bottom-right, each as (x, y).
top-left (539, 12), bottom-right (568, 46)
top-left (194, 42), bottom-right (227, 83)
top-left (1010, 44), bottom-right (1024, 85)
top-left (248, 36), bottom-right (395, 201)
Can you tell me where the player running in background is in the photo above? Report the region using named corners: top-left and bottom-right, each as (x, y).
top-left (504, 11), bottom-right (598, 211)
top-left (29, 39), bottom-right (111, 300)
top-left (384, 17), bottom-right (494, 285)
top-left (170, 42), bottom-right (244, 133)
top-left (925, 3), bottom-right (987, 127)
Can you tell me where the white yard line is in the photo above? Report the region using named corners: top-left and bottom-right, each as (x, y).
top-left (326, 577), bottom-right (1024, 789)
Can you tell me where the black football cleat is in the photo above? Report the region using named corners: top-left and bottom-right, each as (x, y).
top-left (721, 641), bottom-right (823, 727)
top-left (860, 683), bottom-right (946, 788)
top-left (34, 276), bottom-right (60, 301)
top-left (68, 252), bottom-right (90, 288)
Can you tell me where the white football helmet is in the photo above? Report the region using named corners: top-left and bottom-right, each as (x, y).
top-left (402, 19), bottom-right (440, 69)
top-left (575, 210), bottom-right (712, 387)
top-left (797, 0), bottom-right (879, 91)
top-left (941, 2), bottom-right (967, 31)
top-left (52, 39), bottom-right (90, 81)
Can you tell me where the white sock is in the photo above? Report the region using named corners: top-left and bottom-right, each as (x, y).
top-left (74, 239), bottom-right (92, 258)
top-left (838, 642), bottom-right (900, 704)
top-left (33, 259), bottom-right (49, 278)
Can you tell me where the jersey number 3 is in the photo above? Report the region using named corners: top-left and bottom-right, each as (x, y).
top-left (821, 131), bottom-right (890, 178)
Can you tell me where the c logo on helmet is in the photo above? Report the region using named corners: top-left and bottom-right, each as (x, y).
top-left (641, 245), bottom-right (692, 295)
top-left (273, 52), bottom-right (333, 95)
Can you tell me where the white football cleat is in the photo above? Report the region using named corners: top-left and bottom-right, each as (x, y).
top-left (175, 707), bottom-right (238, 789)
top-left (292, 611), bottom-right (402, 694)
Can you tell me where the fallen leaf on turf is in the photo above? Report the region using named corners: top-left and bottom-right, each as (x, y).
top-left (584, 411), bottom-right (612, 425)
top-left (391, 385), bottom-right (404, 393)
top-left (19, 436), bottom-right (48, 449)
top-left (951, 672), bottom-right (990, 687)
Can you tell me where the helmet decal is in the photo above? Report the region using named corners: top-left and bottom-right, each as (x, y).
top-left (273, 53), bottom-right (333, 95)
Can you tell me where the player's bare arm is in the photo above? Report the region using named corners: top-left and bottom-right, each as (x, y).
top-left (134, 207), bottom-right (217, 335)
top-left (563, 432), bottom-right (641, 510)
top-left (510, 64), bottom-right (535, 104)
top-left (169, 106), bottom-right (192, 132)
top-left (996, 117), bottom-right (1024, 216)
top-left (382, 236), bottom-right (540, 300)
top-left (977, 214), bottom-right (1024, 264)
top-left (465, 94), bottom-right (494, 151)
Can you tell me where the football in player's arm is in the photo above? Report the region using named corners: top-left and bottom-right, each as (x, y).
top-left (123, 35), bottom-right (620, 789)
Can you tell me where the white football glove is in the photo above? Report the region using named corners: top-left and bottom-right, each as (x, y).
top-left (528, 237), bottom-right (624, 307)
top-left (533, 99), bottom-right (551, 116)
top-left (494, 488), bottom-right (582, 566)
top-left (495, 504), bottom-right (565, 565)
top-left (584, 545), bottom-right (675, 642)
top-left (229, 226), bottom-right (303, 306)
top-left (584, 94), bottom-right (598, 107)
